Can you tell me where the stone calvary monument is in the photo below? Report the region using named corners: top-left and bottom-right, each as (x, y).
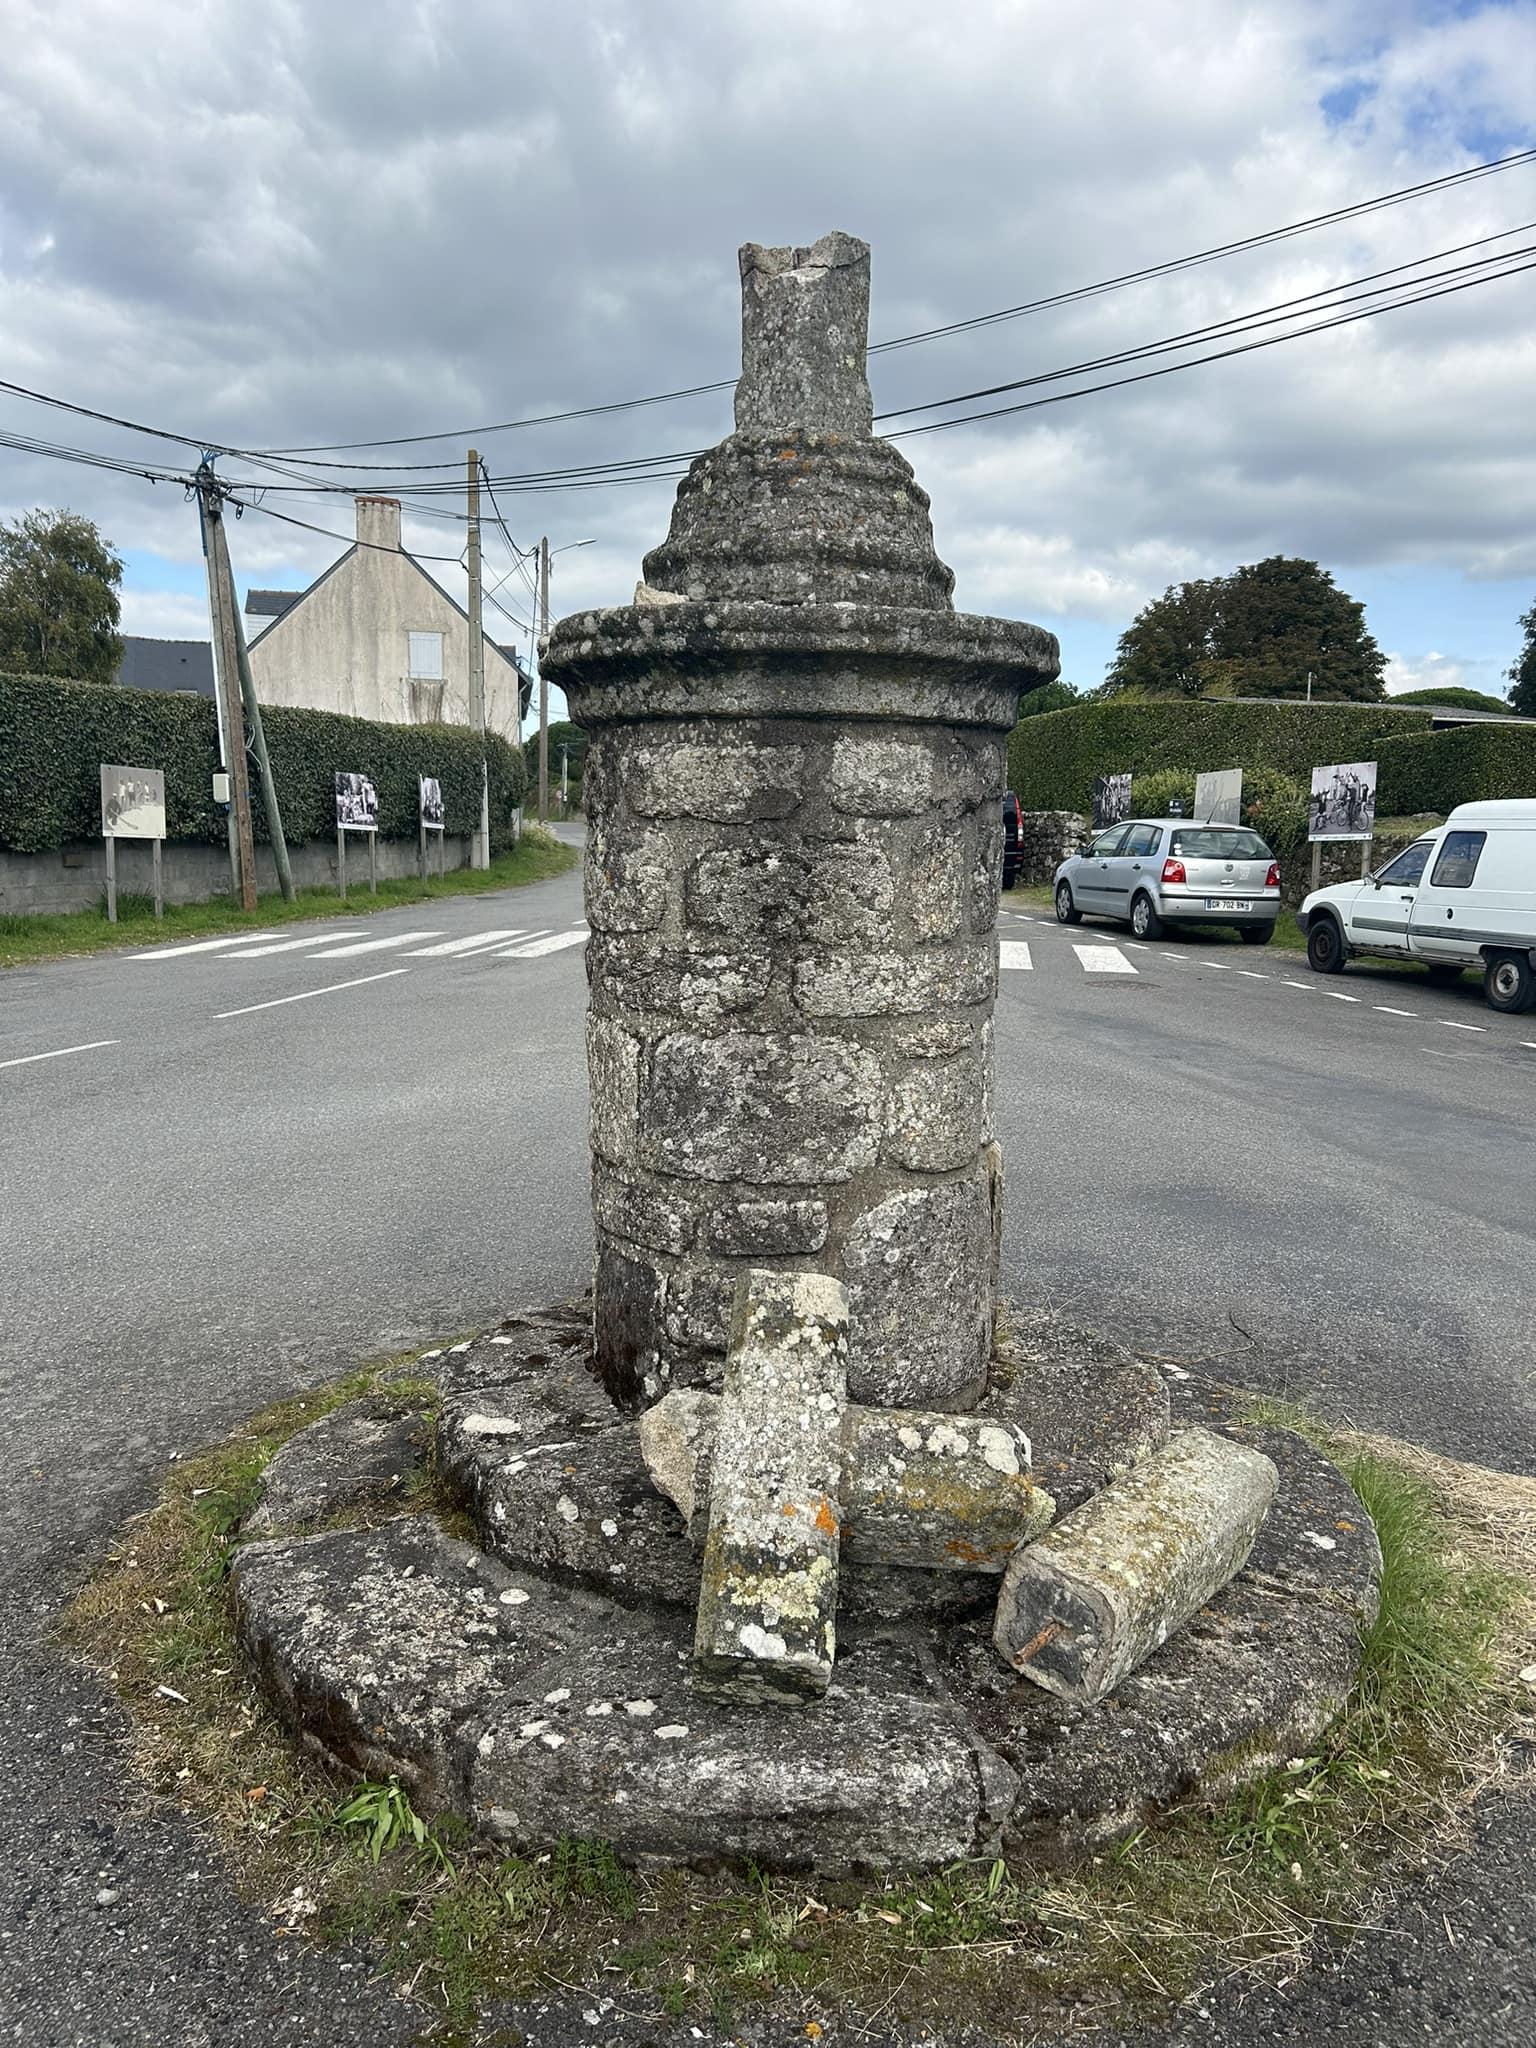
top-left (232, 235), bottom-right (1381, 1873)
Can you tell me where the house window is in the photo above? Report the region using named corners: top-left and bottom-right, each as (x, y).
top-left (408, 631), bottom-right (444, 680)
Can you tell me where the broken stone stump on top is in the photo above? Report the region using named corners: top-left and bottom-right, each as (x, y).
top-left (993, 1427), bottom-right (1279, 1706)
top-left (642, 1389), bottom-right (1055, 1571)
top-left (691, 1270), bottom-right (849, 1705)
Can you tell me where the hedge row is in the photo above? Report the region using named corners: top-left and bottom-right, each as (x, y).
top-left (1376, 723), bottom-right (1536, 815)
top-left (0, 671), bottom-right (527, 855)
top-left (1007, 700), bottom-right (1433, 812)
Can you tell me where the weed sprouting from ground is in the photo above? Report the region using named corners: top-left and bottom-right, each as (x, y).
top-left (58, 1367), bottom-right (1536, 2043)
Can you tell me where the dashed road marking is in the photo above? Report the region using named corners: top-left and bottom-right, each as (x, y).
top-left (309, 931), bottom-right (441, 959)
top-left (214, 967), bottom-right (410, 1020)
top-left (1, 1038), bottom-right (119, 1072)
top-left (1236, 970), bottom-right (1269, 979)
top-left (1075, 944), bottom-right (1137, 975)
top-left (1326, 992), bottom-right (1362, 1003)
top-left (1442, 1020), bottom-right (1486, 1033)
top-left (1283, 980), bottom-right (1312, 990)
top-left (1375, 1005), bottom-right (1416, 1016)
top-left (999, 940), bottom-right (1033, 971)
top-left (223, 932), bottom-right (364, 958)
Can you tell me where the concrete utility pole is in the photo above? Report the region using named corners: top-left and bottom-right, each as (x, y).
top-left (536, 535), bottom-right (551, 824)
top-left (214, 512), bottom-right (295, 903)
top-left (467, 449), bottom-right (490, 870)
top-left (196, 465), bottom-right (258, 912)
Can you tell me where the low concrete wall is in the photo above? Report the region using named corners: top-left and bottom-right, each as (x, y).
top-left (0, 833), bottom-right (474, 916)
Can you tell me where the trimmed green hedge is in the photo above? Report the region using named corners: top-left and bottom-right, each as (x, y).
top-left (0, 671), bottom-right (527, 854)
top-left (1007, 701), bottom-right (1433, 812)
top-left (1376, 724), bottom-right (1536, 815)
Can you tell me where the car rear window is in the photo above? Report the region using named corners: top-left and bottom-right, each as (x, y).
top-left (1166, 828), bottom-right (1271, 859)
top-left (1429, 829), bottom-right (1486, 889)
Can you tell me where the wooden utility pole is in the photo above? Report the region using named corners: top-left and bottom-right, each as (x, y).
top-left (467, 449), bottom-right (489, 870)
top-left (537, 535), bottom-right (551, 823)
top-left (213, 509), bottom-right (294, 902)
top-left (196, 466), bottom-right (258, 912)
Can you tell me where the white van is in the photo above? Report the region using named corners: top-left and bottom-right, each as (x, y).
top-left (1297, 800), bottom-right (1536, 1014)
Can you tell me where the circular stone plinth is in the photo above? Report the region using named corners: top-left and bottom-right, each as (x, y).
top-left (231, 1310), bottom-right (1379, 1874)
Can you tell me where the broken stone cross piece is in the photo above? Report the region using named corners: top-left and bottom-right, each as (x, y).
top-left (643, 1387), bottom-right (1056, 1571)
top-left (690, 1268), bottom-right (850, 1706)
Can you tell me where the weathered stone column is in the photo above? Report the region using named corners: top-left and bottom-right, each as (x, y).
top-left (546, 231), bottom-right (1058, 1413)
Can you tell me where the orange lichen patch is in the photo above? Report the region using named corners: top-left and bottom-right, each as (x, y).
top-left (778, 446), bottom-right (799, 461)
top-left (943, 1536), bottom-right (1001, 1566)
top-left (1337, 1519), bottom-right (1357, 1532)
top-left (814, 1498), bottom-right (839, 1538)
top-left (781, 1502), bottom-right (798, 1518)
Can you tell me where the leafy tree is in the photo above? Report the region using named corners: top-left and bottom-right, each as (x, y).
top-left (1016, 679), bottom-right (1079, 718)
top-left (1391, 685), bottom-right (1514, 715)
top-left (1508, 602), bottom-right (1536, 717)
top-left (1105, 557), bottom-right (1385, 703)
top-left (0, 508), bottom-right (124, 686)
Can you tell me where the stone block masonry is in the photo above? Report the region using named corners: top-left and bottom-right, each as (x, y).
top-left (548, 231), bottom-right (1058, 1412)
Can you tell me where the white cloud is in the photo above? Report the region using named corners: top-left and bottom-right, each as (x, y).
top-left (1383, 649), bottom-right (1506, 698)
top-left (0, 0), bottom-right (1531, 681)
top-left (117, 589), bottom-right (213, 640)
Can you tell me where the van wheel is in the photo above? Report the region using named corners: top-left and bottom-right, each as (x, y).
top-left (1131, 893), bottom-right (1162, 941)
top-left (1424, 964), bottom-right (1465, 988)
top-left (1306, 917), bottom-right (1347, 975)
top-left (1239, 924), bottom-right (1273, 946)
top-left (1484, 952), bottom-right (1536, 1014)
top-left (1055, 883), bottom-right (1082, 926)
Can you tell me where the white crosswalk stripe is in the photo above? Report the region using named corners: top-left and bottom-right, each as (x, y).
top-left (132, 933), bottom-right (281, 959)
top-left (223, 932), bottom-right (365, 958)
top-left (308, 931), bottom-right (442, 959)
top-left (498, 929), bottom-right (587, 959)
top-left (1074, 944), bottom-right (1137, 975)
top-left (404, 930), bottom-right (528, 957)
top-left (998, 940), bottom-right (1033, 971)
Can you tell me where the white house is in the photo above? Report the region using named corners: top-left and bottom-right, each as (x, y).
top-left (245, 496), bottom-right (529, 740)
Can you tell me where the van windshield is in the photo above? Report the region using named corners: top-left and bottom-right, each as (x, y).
top-left (1166, 828), bottom-right (1271, 859)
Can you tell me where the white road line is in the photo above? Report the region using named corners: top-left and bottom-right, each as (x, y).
top-left (222, 931), bottom-right (364, 958)
top-left (1075, 944), bottom-right (1137, 975)
top-left (498, 929), bottom-right (587, 959)
top-left (1442, 1020), bottom-right (1486, 1033)
top-left (1125, 941), bottom-right (1148, 950)
top-left (1521, 1042), bottom-right (1536, 1051)
top-left (131, 933), bottom-right (280, 959)
top-left (214, 968), bottom-right (410, 1020)
top-left (1327, 992), bottom-right (1362, 1003)
top-left (405, 930), bottom-right (526, 957)
top-left (1283, 980), bottom-right (1313, 991)
top-left (1, 1038), bottom-right (119, 1072)
top-left (998, 940), bottom-right (1033, 971)
top-left (1160, 951), bottom-right (1186, 961)
top-left (1375, 1005), bottom-right (1417, 1017)
top-left (1237, 970), bottom-right (1269, 979)
top-left (1204, 962), bottom-right (1232, 970)
top-left (308, 930), bottom-right (441, 959)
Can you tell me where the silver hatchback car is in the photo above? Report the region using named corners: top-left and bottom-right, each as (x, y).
top-left (1053, 818), bottom-right (1281, 943)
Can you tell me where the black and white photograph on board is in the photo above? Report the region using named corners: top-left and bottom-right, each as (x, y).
top-left (419, 776), bottom-right (444, 827)
top-left (1091, 772), bottom-right (1132, 832)
top-left (1308, 761), bottom-right (1378, 842)
top-left (335, 771), bottom-right (379, 830)
top-left (99, 764), bottom-right (166, 840)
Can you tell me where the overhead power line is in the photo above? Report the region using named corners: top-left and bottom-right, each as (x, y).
top-left (247, 144), bottom-right (1536, 459)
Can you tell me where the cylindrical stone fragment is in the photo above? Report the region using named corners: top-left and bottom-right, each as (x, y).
top-left (643, 1390), bottom-right (1055, 1571)
top-left (992, 1428), bottom-right (1279, 1706)
top-left (692, 1271), bottom-right (848, 1706)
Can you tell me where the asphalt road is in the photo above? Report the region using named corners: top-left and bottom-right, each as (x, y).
top-left (1, 854), bottom-right (1532, 2046)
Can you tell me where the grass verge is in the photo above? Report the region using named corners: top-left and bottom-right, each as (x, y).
top-left (0, 828), bottom-right (578, 969)
top-left (59, 1374), bottom-right (1536, 2044)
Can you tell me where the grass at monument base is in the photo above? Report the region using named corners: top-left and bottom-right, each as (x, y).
top-left (61, 1352), bottom-right (1535, 2046)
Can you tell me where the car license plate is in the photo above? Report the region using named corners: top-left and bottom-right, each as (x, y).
top-left (1204, 898), bottom-right (1251, 911)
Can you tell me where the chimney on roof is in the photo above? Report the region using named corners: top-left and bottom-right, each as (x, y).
top-left (356, 496), bottom-right (401, 551)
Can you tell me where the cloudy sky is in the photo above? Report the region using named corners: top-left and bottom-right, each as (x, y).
top-left (1, 0), bottom-right (1533, 720)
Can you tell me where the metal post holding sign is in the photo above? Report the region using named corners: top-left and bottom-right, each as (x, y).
top-left (100, 765), bottom-right (167, 924)
top-left (334, 771), bottom-right (380, 900)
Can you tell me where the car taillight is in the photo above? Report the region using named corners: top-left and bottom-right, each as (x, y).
top-left (1266, 862), bottom-right (1280, 889)
top-left (1162, 858), bottom-right (1186, 885)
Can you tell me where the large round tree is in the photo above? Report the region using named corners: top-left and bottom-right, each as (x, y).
top-left (0, 507), bottom-right (124, 686)
top-left (1106, 556), bottom-right (1386, 702)
top-left (1508, 601), bottom-right (1536, 717)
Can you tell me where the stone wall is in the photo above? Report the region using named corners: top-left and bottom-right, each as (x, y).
top-left (1011, 809), bottom-right (1087, 889)
top-left (0, 832), bottom-right (472, 915)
